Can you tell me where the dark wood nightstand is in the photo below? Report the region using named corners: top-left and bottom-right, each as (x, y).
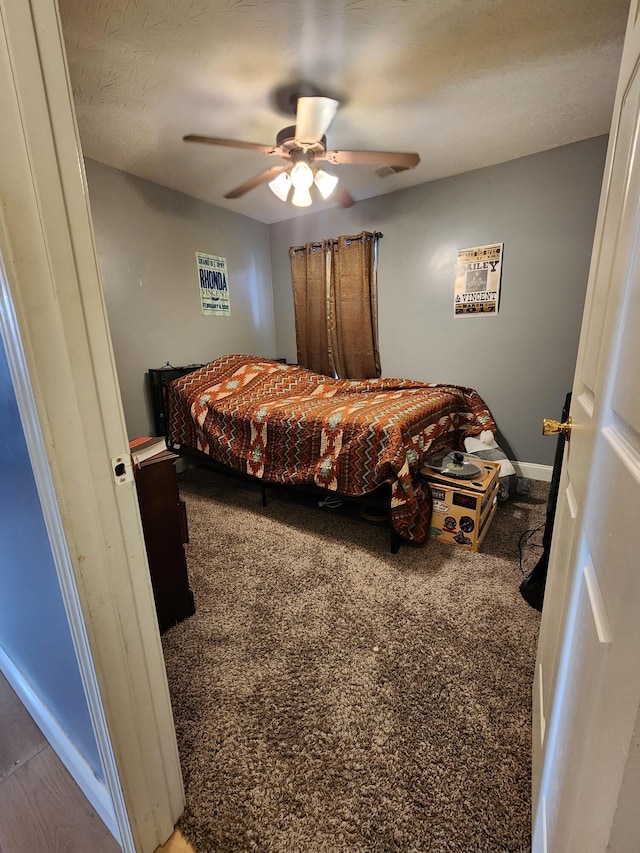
top-left (133, 453), bottom-right (195, 632)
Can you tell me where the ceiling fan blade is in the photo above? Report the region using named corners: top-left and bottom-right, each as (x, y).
top-left (183, 134), bottom-right (277, 155)
top-left (323, 150), bottom-right (420, 168)
top-left (223, 165), bottom-right (288, 199)
top-left (295, 97), bottom-right (339, 144)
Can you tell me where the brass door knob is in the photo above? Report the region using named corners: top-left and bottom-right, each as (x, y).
top-left (542, 416), bottom-right (572, 440)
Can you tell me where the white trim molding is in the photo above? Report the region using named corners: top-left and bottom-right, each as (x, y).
top-left (512, 461), bottom-right (553, 482)
top-left (0, 0), bottom-right (184, 849)
top-left (0, 232), bottom-right (128, 848)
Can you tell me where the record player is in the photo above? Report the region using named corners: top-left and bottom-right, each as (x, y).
top-left (423, 450), bottom-right (483, 480)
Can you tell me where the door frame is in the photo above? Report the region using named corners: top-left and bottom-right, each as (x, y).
top-left (0, 227), bottom-right (131, 844)
top-left (0, 0), bottom-right (184, 849)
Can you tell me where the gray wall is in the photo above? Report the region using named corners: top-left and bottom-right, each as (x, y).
top-left (269, 136), bottom-right (608, 466)
top-left (0, 334), bottom-right (103, 780)
top-left (85, 159), bottom-right (276, 439)
top-left (87, 138), bottom-right (607, 465)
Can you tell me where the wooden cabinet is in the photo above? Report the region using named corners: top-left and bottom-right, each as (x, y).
top-left (134, 456), bottom-right (195, 632)
top-left (421, 458), bottom-right (500, 551)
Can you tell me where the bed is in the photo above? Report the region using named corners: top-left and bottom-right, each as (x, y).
top-left (165, 354), bottom-right (496, 548)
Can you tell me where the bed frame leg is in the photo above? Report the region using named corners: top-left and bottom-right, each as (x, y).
top-left (261, 483), bottom-right (267, 507)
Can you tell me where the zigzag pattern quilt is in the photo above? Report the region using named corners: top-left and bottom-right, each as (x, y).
top-left (166, 354), bottom-right (496, 544)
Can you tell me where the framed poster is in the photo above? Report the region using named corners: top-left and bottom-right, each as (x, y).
top-left (196, 252), bottom-right (231, 316)
top-left (454, 243), bottom-right (503, 317)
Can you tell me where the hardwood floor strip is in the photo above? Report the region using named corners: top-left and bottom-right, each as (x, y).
top-left (0, 673), bottom-right (47, 784)
top-left (0, 746), bottom-right (119, 853)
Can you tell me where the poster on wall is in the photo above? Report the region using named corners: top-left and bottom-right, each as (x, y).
top-left (454, 243), bottom-right (503, 317)
top-left (196, 252), bottom-right (231, 316)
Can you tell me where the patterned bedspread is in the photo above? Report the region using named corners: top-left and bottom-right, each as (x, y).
top-left (166, 354), bottom-right (496, 544)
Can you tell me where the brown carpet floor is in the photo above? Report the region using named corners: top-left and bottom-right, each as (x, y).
top-left (161, 466), bottom-right (546, 853)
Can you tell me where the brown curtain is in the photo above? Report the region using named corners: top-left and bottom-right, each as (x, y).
top-left (289, 231), bottom-right (381, 379)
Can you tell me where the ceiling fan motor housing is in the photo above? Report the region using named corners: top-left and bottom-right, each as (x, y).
top-left (276, 125), bottom-right (326, 158)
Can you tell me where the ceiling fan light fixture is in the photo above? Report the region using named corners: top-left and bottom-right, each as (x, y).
top-left (290, 161), bottom-right (314, 206)
top-left (314, 168), bottom-right (339, 200)
top-left (290, 161), bottom-right (314, 190)
top-left (268, 171), bottom-right (291, 201)
top-left (291, 185), bottom-right (313, 207)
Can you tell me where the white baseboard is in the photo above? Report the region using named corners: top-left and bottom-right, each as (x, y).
top-left (0, 647), bottom-right (120, 843)
top-left (512, 461), bottom-right (553, 482)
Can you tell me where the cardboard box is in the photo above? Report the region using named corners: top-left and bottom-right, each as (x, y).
top-left (421, 457), bottom-right (500, 551)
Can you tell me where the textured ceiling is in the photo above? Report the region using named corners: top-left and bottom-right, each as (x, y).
top-left (58, 0), bottom-right (630, 225)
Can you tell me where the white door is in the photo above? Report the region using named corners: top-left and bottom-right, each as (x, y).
top-left (532, 2), bottom-right (640, 850)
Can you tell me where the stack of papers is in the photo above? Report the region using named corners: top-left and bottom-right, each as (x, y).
top-left (129, 436), bottom-right (176, 467)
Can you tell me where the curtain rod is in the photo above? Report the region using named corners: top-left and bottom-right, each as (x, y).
top-left (290, 232), bottom-right (383, 253)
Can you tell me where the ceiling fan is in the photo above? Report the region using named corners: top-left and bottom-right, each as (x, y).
top-left (183, 96), bottom-right (420, 208)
